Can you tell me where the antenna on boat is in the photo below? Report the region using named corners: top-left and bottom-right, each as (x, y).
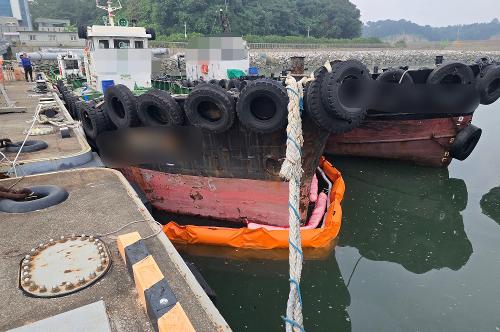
top-left (96, 0), bottom-right (122, 26)
top-left (219, 7), bottom-right (230, 33)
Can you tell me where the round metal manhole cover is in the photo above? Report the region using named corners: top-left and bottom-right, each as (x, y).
top-left (19, 234), bottom-right (111, 297)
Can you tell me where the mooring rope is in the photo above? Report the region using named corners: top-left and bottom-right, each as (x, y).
top-left (280, 74), bottom-right (313, 332)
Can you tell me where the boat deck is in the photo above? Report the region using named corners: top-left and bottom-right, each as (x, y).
top-left (0, 80), bottom-right (94, 176)
top-left (0, 168), bottom-right (228, 331)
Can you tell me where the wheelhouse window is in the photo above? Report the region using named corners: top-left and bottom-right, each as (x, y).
top-left (99, 40), bottom-right (109, 49)
top-left (134, 40), bottom-right (144, 49)
top-left (48, 35), bottom-right (56, 41)
top-left (65, 60), bottom-right (79, 70)
top-left (114, 39), bottom-right (130, 49)
top-left (29, 34), bottom-right (36, 40)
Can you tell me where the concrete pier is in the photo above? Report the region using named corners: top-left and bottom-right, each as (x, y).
top-left (0, 168), bottom-right (230, 331)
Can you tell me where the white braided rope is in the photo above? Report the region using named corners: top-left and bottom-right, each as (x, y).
top-left (280, 74), bottom-right (312, 332)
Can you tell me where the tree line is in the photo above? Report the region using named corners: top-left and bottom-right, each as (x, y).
top-left (363, 19), bottom-right (500, 41)
top-left (29, 0), bottom-right (362, 39)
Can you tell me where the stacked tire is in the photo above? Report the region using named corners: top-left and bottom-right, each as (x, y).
top-left (305, 59), bottom-right (371, 133)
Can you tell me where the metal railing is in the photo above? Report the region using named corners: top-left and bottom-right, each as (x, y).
top-left (149, 41), bottom-right (390, 50)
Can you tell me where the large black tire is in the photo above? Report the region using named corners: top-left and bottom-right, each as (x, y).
top-left (81, 104), bottom-right (113, 141)
top-left (137, 89), bottom-right (184, 126)
top-left (0, 185), bottom-right (68, 213)
top-left (236, 78), bottom-right (288, 133)
top-left (376, 68), bottom-right (414, 84)
top-left (104, 84), bottom-right (140, 128)
top-left (146, 28), bottom-right (156, 40)
top-left (77, 25), bottom-right (87, 39)
top-left (184, 83), bottom-right (235, 133)
top-left (227, 78), bottom-right (241, 90)
top-left (218, 79), bottom-right (229, 90)
top-left (5, 140), bottom-right (48, 153)
top-left (450, 124), bottom-right (482, 161)
top-left (477, 64), bottom-right (500, 105)
top-left (66, 95), bottom-right (78, 119)
top-left (427, 62), bottom-right (476, 111)
top-left (427, 61), bottom-right (475, 85)
top-left (306, 65), bottom-right (359, 134)
top-left (321, 60), bottom-right (370, 124)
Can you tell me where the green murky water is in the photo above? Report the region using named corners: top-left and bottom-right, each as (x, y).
top-left (179, 103), bottom-right (500, 331)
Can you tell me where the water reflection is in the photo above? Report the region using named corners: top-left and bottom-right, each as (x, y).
top-left (184, 251), bottom-right (352, 331)
top-left (480, 186), bottom-right (500, 225)
top-left (334, 157), bottom-right (473, 274)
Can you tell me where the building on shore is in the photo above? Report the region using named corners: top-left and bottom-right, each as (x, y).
top-left (0, 0), bottom-right (32, 29)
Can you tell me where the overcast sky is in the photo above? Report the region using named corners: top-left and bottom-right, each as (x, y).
top-left (351, 0), bottom-right (500, 27)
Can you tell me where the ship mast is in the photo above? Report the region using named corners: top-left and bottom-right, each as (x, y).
top-left (96, 0), bottom-right (122, 26)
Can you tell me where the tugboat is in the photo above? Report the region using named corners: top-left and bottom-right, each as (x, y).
top-left (324, 58), bottom-right (500, 167)
top-left (55, 2), bottom-right (346, 239)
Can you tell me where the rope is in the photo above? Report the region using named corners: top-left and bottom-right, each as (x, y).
top-left (36, 104), bottom-right (78, 128)
top-left (280, 74), bottom-right (311, 332)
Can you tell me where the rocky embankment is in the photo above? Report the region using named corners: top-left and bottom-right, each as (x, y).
top-left (161, 49), bottom-right (500, 76)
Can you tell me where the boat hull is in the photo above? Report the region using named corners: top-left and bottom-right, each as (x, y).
top-left (122, 166), bottom-right (291, 227)
top-left (325, 115), bottom-right (473, 167)
top-left (118, 114), bottom-right (329, 227)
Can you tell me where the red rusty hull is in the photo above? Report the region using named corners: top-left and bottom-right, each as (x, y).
top-left (122, 167), bottom-right (292, 227)
top-left (326, 115), bottom-right (473, 167)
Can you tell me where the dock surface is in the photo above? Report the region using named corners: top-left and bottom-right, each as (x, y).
top-left (0, 168), bottom-right (228, 331)
top-left (0, 80), bottom-right (93, 176)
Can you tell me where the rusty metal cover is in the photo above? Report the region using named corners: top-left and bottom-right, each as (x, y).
top-left (19, 235), bottom-right (111, 297)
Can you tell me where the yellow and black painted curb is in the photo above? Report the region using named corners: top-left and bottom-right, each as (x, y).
top-left (117, 232), bottom-right (196, 332)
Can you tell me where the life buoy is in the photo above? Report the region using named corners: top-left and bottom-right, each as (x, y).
top-left (201, 63), bottom-right (209, 75)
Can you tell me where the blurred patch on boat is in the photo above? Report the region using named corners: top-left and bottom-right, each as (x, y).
top-left (96, 126), bottom-right (202, 167)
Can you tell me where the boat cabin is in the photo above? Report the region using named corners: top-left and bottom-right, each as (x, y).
top-left (57, 51), bottom-right (84, 79)
top-left (83, 25), bottom-right (152, 92)
top-left (185, 36), bottom-right (250, 81)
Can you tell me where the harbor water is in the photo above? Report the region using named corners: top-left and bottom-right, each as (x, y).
top-left (176, 101), bottom-right (500, 331)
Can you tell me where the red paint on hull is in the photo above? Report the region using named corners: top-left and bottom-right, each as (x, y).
top-left (326, 116), bottom-right (473, 167)
top-left (122, 167), bottom-right (294, 227)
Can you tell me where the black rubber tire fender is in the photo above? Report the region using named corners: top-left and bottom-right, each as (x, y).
top-left (184, 83), bottom-right (235, 133)
top-left (208, 79), bottom-right (219, 85)
top-left (376, 68), bottom-right (414, 84)
top-left (137, 89), bottom-right (184, 126)
top-left (219, 79), bottom-right (229, 90)
top-left (5, 140), bottom-right (48, 153)
top-left (104, 84), bottom-right (140, 128)
top-left (66, 95), bottom-right (78, 119)
top-left (236, 78), bottom-right (288, 133)
top-left (305, 65), bottom-right (359, 134)
top-left (81, 104), bottom-right (113, 141)
top-left (477, 64), bottom-right (500, 105)
top-left (427, 61), bottom-right (475, 85)
top-left (239, 80), bottom-right (248, 91)
top-left (321, 59), bottom-right (371, 123)
top-left (77, 25), bottom-right (87, 39)
top-left (227, 78), bottom-right (241, 90)
top-left (450, 124), bottom-right (482, 161)
top-left (146, 27), bottom-right (156, 40)
top-left (0, 185), bottom-right (68, 213)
